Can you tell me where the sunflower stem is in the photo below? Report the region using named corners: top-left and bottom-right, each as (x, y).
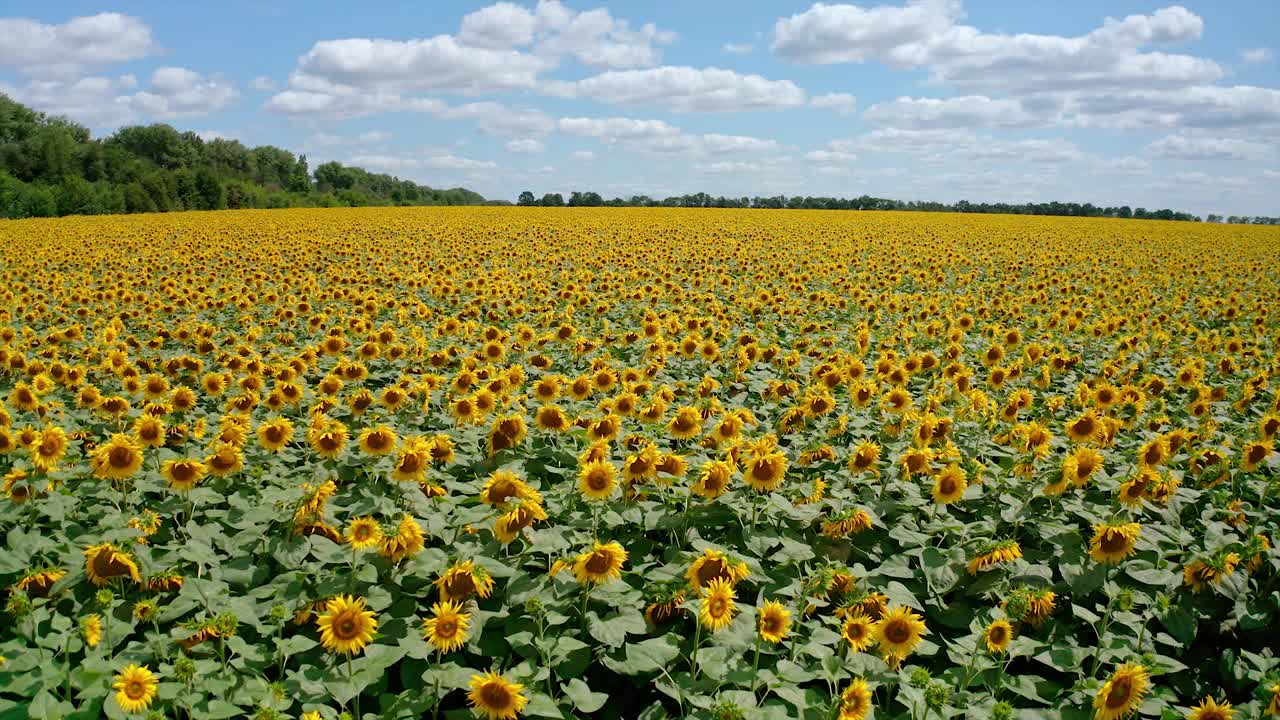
top-left (749, 634), bottom-right (762, 693)
top-left (1088, 570), bottom-right (1117, 678)
top-left (690, 620), bottom-right (704, 680)
top-left (348, 653), bottom-right (360, 719)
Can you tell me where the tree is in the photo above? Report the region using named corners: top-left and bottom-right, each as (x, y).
top-left (540, 192), bottom-right (564, 207)
top-left (517, 191), bottom-right (536, 206)
top-left (194, 167), bottom-right (225, 210)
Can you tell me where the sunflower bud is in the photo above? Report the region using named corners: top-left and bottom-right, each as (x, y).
top-left (96, 589), bottom-right (115, 606)
top-left (925, 682), bottom-right (950, 710)
top-left (993, 701), bottom-right (1013, 720)
top-left (174, 657), bottom-right (196, 683)
top-left (909, 667), bottom-right (932, 688)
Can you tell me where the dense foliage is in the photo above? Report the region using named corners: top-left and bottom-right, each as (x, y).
top-left (0, 95), bottom-right (486, 219)
top-left (514, 191), bottom-right (1221, 223)
top-left (1, 207), bottom-right (1279, 720)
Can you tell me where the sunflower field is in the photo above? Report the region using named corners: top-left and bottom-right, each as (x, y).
top-left (1, 207), bottom-right (1279, 720)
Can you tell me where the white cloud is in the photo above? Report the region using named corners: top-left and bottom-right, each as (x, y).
top-left (293, 37), bottom-right (548, 95)
top-left (810, 92), bottom-right (856, 114)
top-left (557, 116), bottom-right (683, 142)
top-left (195, 129), bottom-right (238, 142)
top-left (1263, 169), bottom-right (1280, 179)
top-left (459, 0), bottom-right (675, 68)
top-left (303, 131), bottom-right (391, 148)
top-left (571, 150), bottom-right (596, 160)
top-left (348, 153), bottom-right (498, 172)
top-left (694, 161), bottom-right (764, 173)
top-left (1058, 85), bottom-right (1280, 130)
top-left (702, 134), bottom-right (780, 154)
top-left (3, 68), bottom-right (238, 127)
top-left (249, 76), bottom-right (276, 92)
top-left (722, 42), bottom-right (754, 55)
top-left (864, 95), bottom-right (1035, 129)
top-left (121, 67), bottom-right (239, 118)
top-left (546, 66), bottom-right (806, 112)
top-left (556, 116), bottom-right (780, 156)
top-left (771, 2), bottom-right (1221, 94)
top-left (1241, 48), bottom-right (1273, 64)
top-left (506, 138), bottom-right (546, 154)
top-left (804, 149), bottom-right (857, 164)
top-left (0, 12), bottom-right (155, 77)
top-left (1144, 134), bottom-right (1274, 161)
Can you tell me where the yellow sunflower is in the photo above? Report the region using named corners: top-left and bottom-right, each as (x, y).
top-left (436, 560), bottom-right (496, 602)
top-left (379, 516), bottom-right (426, 563)
top-left (257, 417), bottom-right (295, 452)
top-left (345, 517), bottom-right (383, 550)
top-left (316, 595), bottom-right (377, 656)
top-left (842, 613), bottom-right (876, 652)
top-left (931, 463), bottom-right (967, 504)
top-left (572, 541), bottom-right (629, 585)
top-left (743, 450), bottom-right (788, 492)
top-left (1093, 663), bottom-right (1150, 720)
top-left (82, 614), bottom-right (102, 648)
top-left (1187, 697), bottom-right (1234, 720)
top-left (577, 460), bottom-right (617, 501)
top-left (30, 426), bottom-right (69, 472)
top-left (422, 600), bottom-right (471, 653)
top-left (967, 540), bottom-right (1023, 575)
top-left (90, 434), bottom-right (144, 480)
top-left (1089, 522), bottom-right (1141, 565)
top-left (757, 600), bottom-right (791, 643)
top-left (358, 424), bottom-right (399, 456)
top-left (874, 605), bottom-right (928, 663)
top-left (839, 678), bottom-right (873, 720)
top-left (685, 548), bottom-right (750, 594)
top-left (699, 577), bottom-right (737, 632)
top-left (984, 619), bottom-right (1014, 653)
top-left (112, 664), bottom-right (158, 714)
top-left (161, 458), bottom-right (206, 492)
top-left (84, 543), bottom-right (142, 586)
top-left (468, 671), bottom-right (528, 720)
top-left (692, 460), bottom-right (734, 499)
top-left (667, 406), bottom-right (703, 440)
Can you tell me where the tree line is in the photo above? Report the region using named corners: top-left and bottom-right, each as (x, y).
top-left (517, 190), bottom-right (1229, 222)
top-left (0, 94), bottom-right (486, 219)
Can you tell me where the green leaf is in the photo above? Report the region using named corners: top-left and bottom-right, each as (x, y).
top-left (563, 677), bottom-right (608, 713)
top-left (601, 635), bottom-right (682, 675)
top-left (586, 609), bottom-right (645, 648)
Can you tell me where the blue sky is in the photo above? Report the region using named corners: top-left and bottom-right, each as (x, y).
top-left (2, 1), bottom-right (1278, 215)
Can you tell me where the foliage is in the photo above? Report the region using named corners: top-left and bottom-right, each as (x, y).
top-left (1, 208), bottom-right (1279, 720)
top-left (0, 94), bottom-right (486, 219)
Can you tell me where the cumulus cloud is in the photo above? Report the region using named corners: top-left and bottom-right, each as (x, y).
top-left (1241, 48), bottom-right (1273, 64)
top-left (863, 95), bottom-right (1035, 129)
top-left (0, 12), bottom-right (155, 77)
top-left (348, 153), bottom-right (498, 172)
top-left (506, 138), bottom-right (546, 154)
top-left (556, 116), bottom-right (781, 156)
top-left (722, 42), bottom-right (754, 55)
top-left (3, 67), bottom-right (238, 128)
top-left (546, 66), bottom-right (806, 112)
top-left (771, 2), bottom-right (1219, 94)
top-left (249, 76), bottom-right (276, 91)
top-left (1144, 134), bottom-right (1274, 161)
top-left (810, 92), bottom-right (856, 114)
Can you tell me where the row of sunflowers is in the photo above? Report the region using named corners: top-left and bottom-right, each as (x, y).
top-left (1, 207), bottom-right (1279, 720)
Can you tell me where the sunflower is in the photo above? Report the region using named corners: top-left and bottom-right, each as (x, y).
top-left (839, 678), bottom-right (873, 720)
top-left (112, 664), bottom-right (158, 714)
top-left (699, 577), bottom-right (737, 632)
top-left (308, 420), bottom-right (349, 459)
top-left (391, 436), bottom-right (432, 482)
top-left (667, 406), bottom-right (703, 440)
top-left (493, 501), bottom-right (547, 544)
top-left (1090, 522), bottom-right (1141, 564)
top-left (534, 405), bottom-right (570, 432)
top-left (133, 416), bottom-right (165, 449)
top-left (422, 599), bottom-right (471, 653)
top-left (573, 541), bottom-right (629, 585)
top-left (468, 671), bottom-right (528, 720)
top-left (82, 614), bottom-right (102, 648)
top-left (1187, 697), bottom-right (1234, 720)
top-left (84, 543), bottom-right (142, 586)
top-left (345, 517), bottom-right (383, 550)
top-left (30, 426), bottom-right (69, 472)
top-left (743, 450), bottom-right (788, 492)
top-left (685, 548), bottom-right (750, 594)
top-left (358, 424), bottom-right (399, 456)
top-left (899, 447), bottom-right (933, 478)
top-left (847, 441), bottom-right (882, 475)
top-left (967, 540), bottom-right (1023, 575)
top-left (984, 619), bottom-right (1013, 653)
top-left (316, 595), bottom-right (377, 656)
top-left (1267, 685), bottom-right (1280, 717)
top-left (1242, 440), bottom-right (1273, 472)
top-left (1183, 554), bottom-right (1240, 593)
top-left (842, 613), bottom-right (876, 651)
top-left (205, 442), bottom-right (244, 476)
top-left (1137, 437), bottom-right (1169, 467)
top-left (436, 560), bottom-right (496, 602)
top-left (757, 600), bottom-right (791, 643)
top-left (379, 516), bottom-right (426, 562)
top-left (1093, 663), bottom-right (1149, 720)
top-left (161, 458), bottom-right (206, 492)
top-left (932, 463), bottom-right (967, 504)
top-left (17, 568), bottom-right (65, 597)
top-left (257, 417), bottom-right (295, 452)
top-left (480, 469), bottom-right (541, 506)
top-left (90, 434), bottom-right (144, 480)
top-left (1067, 409), bottom-right (1105, 444)
top-left (577, 460), bottom-right (618, 501)
top-left (692, 460), bottom-right (734, 499)
top-left (874, 605), bottom-right (928, 663)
